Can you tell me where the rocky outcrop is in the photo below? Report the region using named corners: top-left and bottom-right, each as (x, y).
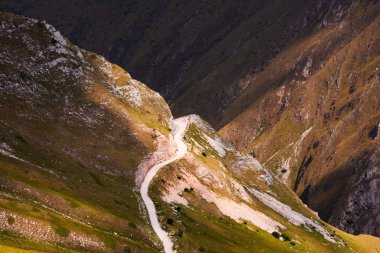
top-left (329, 148), bottom-right (380, 235)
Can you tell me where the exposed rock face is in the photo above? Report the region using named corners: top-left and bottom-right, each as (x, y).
top-left (329, 148), bottom-right (380, 235)
top-left (220, 1), bottom-right (380, 236)
top-left (1, 0), bottom-right (380, 237)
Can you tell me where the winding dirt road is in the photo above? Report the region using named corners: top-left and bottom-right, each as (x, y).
top-left (140, 117), bottom-right (188, 253)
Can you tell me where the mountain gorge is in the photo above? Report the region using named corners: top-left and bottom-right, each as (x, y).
top-left (0, 1), bottom-right (379, 252)
top-left (0, 11), bottom-right (378, 253)
top-left (220, 1), bottom-right (380, 236)
top-left (2, 0), bottom-right (379, 238)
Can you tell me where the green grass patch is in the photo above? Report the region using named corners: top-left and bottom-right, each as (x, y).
top-left (88, 172), bottom-right (104, 186)
top-left (65, 197), bottom-right (80, 208)
top-left (7, 216), bottom-right (15, 225)
top-left (103, 237), bottom-right (116, 249)
top-left (55, 226), bottom-right (70, 237)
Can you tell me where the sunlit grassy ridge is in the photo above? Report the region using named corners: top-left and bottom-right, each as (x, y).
top-left (150, 116), bottom-right (380, 253)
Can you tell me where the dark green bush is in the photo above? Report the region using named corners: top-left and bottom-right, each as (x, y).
top-left (55, 226), bottom-right (70, 237)
top-left (7, 216), bottom-right (15, 225)
top-left (282, 233), bottom-right (291, 241)
top-left (272, 231), bottom-right (280, 239)
top-left (167, 218), bottom-right (174, 225)
top-left (128, 221), bottom-right (137, 229)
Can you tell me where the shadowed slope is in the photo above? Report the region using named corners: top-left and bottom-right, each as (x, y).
top-left (0, 12), bottom-right (171, 252)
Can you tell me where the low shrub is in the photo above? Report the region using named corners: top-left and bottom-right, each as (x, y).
top-left (272, 231), bottom-right (281, 239)
top-left (167, 218), bottom-right (174, 225)
top-left (55, 226), bottom-right (70, 237)
top-left (7, 216), bottom-right (15, 225)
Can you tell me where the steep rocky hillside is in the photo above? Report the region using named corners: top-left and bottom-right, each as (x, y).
top-left (151, 115), bottom-right (350, 253)
top-left (0, 0), bottom-right (355, 109)
top-left (0, 12), bottom-right (172, 252)
top-left (220, 1), bottom-right (380, 236)
top-left (1, 12), bottom-right (380, 253)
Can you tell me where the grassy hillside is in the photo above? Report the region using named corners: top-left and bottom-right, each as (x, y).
top-left (220, 1), bottom-right (380, 235)
top-left (0, 12), bottom-right (172, 252)
top-left (1, 1), bottom-right (379, 236)
top-left (0, 0), bottom-right (353, 112)
top-left (2, 0), bottom-right (379, 236)
top-left (0, 9), bottom-right (379, 253)
top-left (149, 115), bottom-right (380, 253)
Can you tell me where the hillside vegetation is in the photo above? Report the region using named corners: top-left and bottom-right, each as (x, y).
top-left (0, 12), bottom-right (171, 252)
top-left (1, 0), bottom-right (379, 236)
top-left (0, 10), bottom-right (379, 253)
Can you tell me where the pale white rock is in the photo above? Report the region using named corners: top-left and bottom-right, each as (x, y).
top-left (0, 142), bottom-right (26, 162)
top-left (248, 188), bottom-right (341, 244)
top-left (302, 57), bottom-right (312, 78)
top-left (45, 57), bottom-right (67, 68)
top-left (294, 126), bottom-right (314, 155)
top-left (44, 22), bottom-right (67, 46)
top-left (202, 132), bottom-right (227, 157)
top-left (163, 169), bottom-right (284, 233)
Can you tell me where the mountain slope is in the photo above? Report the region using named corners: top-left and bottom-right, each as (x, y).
top-left (219, 1), bottom-right (380, 236)
top-left (1, 0), bottom-right (379, 236)
top-left (149, 115), bottom-right (379, 253)
top-left (0, 11), bottom-right (379, 253)
top-left (0, 12), bottom-right (172, 252)
top-left (0, 0), bottom-right (355, 109)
